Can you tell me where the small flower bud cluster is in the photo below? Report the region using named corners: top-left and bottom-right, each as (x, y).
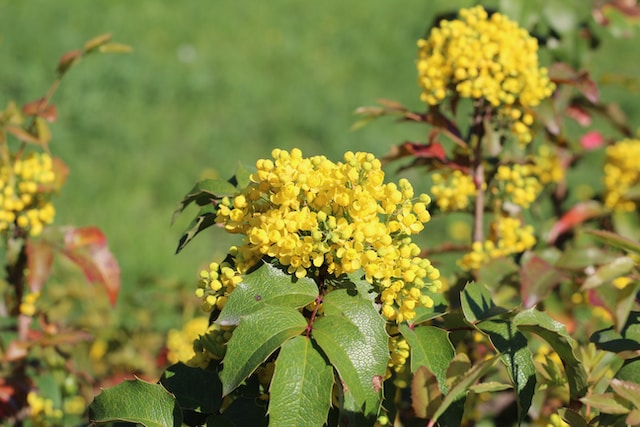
top-left (19, 290), bottom-right (41, 316)
top-left (27, 391), bottom-right (63, 425)
top-left (209, 148), bottom-right (441, 323)
top-left (191, 323), bottom-right (235, 367)
top-left (417, 6), bottom-right (554, 145)
top-left (196, 259), bottom-right (243, 312)
top-left (387, 335), bottom-right (410, 376)
top-left (0, 152), bottom-right (56, 236)
top-left (459, 214), bottom-right (535, 271)
top-left (430, 170), bottom-right (477, 211)
top-left (603, 138), bottom-right (640, 212)
top-left (533, 145), bottom-right (564, 185)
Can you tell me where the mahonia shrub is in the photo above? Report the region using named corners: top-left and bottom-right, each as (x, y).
top-left (90, 4), bottom-right (640, 427)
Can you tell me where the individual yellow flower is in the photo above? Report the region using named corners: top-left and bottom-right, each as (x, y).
top-left (417, 6), bottom-right (554, 145)
top-left (603, 138), bottom-right (640, 212)
top-left (205, 148), bottom-right (441, 323)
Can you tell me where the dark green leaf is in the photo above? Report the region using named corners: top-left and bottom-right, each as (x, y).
top-left (172, 179), bottom-right (237, 223)
top-left (159, 363), bottom-right (223, 414)
top-left (478, 316), bottom-right (536, 423)
top-left (618, 359), bottom-right (640, 383)
top-left (218, 396), bottom-right (268, 427)
top-left (591, 311), bottom-right (640, 354)
top-left (217, 263), bottom-right (318, 326)
top-left (175, 205), bottom-right (218, 253)
top-left (558, 408), bottom-right (589, 427)
top-left (399, 324), bottom-right (453, 392)
top-left (312, 290), bottom-right (388, 416)
top-left (220, 306), bottom-right (306, 396)
top-left (269, 336), bottom-right (334, 427)
top-left (514, 309), bottom-right (588, 399)
top-left (89, 378), bottom-right (181, 427)
top-left (460, 281), bottom-right (507, 324)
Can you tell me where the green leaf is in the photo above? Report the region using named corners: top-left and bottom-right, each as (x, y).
top-left (581, 256), bottom-right (635, 290)
top-left (618, 359), bottom-right (640, 383)
top-left (478, 316), bottom-right (536, 423)
top-left (460, 282), bottom-right (508, 324)
top-left (159, 363), bottom-right (223, 414)
top-left (411, 366), bottom-right (442, 419)
top-left (217, 263), bottom-right (318, 326)
top-left (312, 289), bottom-right (388, 416)
top-left (591, 311), bottom-right (640, 354)
top-left (220, 305), bottom-right (307, 396)
top-left (269, 336), bottom-right (334, 427)
top-left (217, 395), bottom-right (268, 427)
top-left (431, 355), bottom-right (501, 425)
top-left (558, 408), bottom-right (589, 427)
top-left (89, 378), bottom-right (181, 427)
top-left (469, 382), bottom-right (513, 393)
top-left (611, 379), bottom-right (640, 409)
top-left (175, 205), bottom-right (218, 253)
top-left (412, 292), bottom-right (448, 324)
top-left (581, 393), bottom-right (631, 415)
top-left (172, 178), bottom-right (237, 223)
top-left (514, 309), bottom-right (588, 399)
top-left (586, 229), bottom-right (640, 255)
top-left (230, 162), bottom-right (253, 189)
top-left (399, 324), bottom-right (453, 392)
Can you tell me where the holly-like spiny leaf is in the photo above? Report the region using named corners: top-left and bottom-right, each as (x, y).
top-left (311, 289), bottom-right (388, 417)
top-left (477, 316), bottom-right (536, 423)
top-left (399, 324), bottom-right (453, 393)
top-left (220, 305), bottom-right (307, 396)
top-left (216, 262), bottom-right (318, 326)
top-left (172, 178), bottom-right (236, 224)
top-left (89, 378), bottom-right (181, 427)
top-left (514, 308), bottom-right (588, 400)
top-left (269, 336), bottom-right (334, 427)
top-left (460, 281), bottom-right (508, 324)
top-left (160, 363), bottom-right (223, 414)
top-left (175, 204), bottom-right (218, 254)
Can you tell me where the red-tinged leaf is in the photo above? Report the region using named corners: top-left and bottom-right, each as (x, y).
top-left (546, 201), bottom-right (606, 244)
top-left (521, 255), bottom-right (564, 308)
top-left (549, 63), bottom-right (599, 103)
top-left (566, 104), bottom-right (592, 126)
top-left (381, 141), bottom-right (447, 164)
top-left (580, 130), bottom-right (606, 150)
top-left (84, 33), bottom-right (112, 52)
top-left (4, 341), bottom-right (29, 362)
top-left (57, 49), bottom-right (83, 74)
top-left (22, 98), bottom-right (57, 122)
top-left (61, 226), bottom-right (120, 306)
top-left (376, 98), bottom-right (408, 111)
top-left (26, 240), bottom-right (54, 293)
top-left (5, 126), bottom-right (40, 145)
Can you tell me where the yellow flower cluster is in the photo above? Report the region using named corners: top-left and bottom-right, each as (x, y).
top-left (417, 6), bottom-right (554, 144)
top-left (191, 323), bottom-right (235, 367)
top-left (491, 163), bottom-right (542, 209)
top-left (430, 170), bottom-right (477, 211)
top-left (166, 316), bottom-right (209, 365)
top-left (534, 145), bottom-right (564, 185)
top-left (211, 148), bottom-right (441, 323)
top-left (27, 391), bottom-right (63, 425)
top-left (0, 152), bottom-right (56, 236)
top-left (387, 335), bottom-right (410, 376)
top-left (459, 214), bottom-right (536, 270)
top-left (603, 138), bottom-right (640, 212)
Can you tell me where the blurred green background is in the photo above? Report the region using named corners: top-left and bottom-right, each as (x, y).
top-left (1, 0), bottom-right (640, 325)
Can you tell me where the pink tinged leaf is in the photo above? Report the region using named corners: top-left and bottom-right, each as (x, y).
top-left (546, 201), bottom-right (606, 244)
top-left (22, 98), bottom-right (57, 122)
top-left (580, 130), bottom-right (606, 150)
top-left (520, 255), bottom-right (564, 309)
top-left (57, 49), bottom-right (83, 74)
top-left (566, 104), bottom-right (592, 126)
top-left (26, 240), bottom-right (54, 293)
top-left (549, 63), bottom-right (599, 103)
top-left (62, 226), bottom-right (121, 306)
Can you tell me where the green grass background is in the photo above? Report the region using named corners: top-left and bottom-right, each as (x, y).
top-left (1, 0), bottom-right (639, 318)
